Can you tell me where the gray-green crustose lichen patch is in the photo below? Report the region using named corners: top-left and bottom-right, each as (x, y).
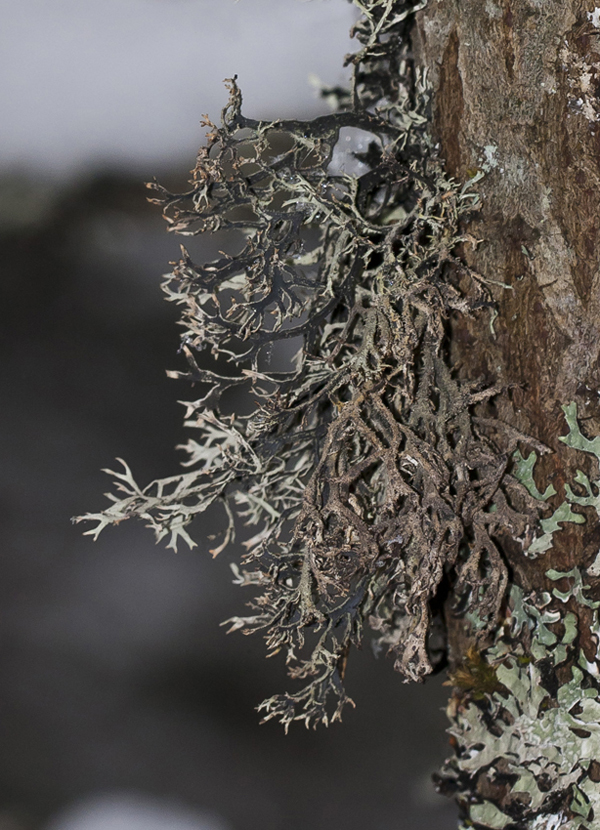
top-left (547, 568), bottom-right (600, 611)
top-left (527, 501), bottom-right (585, 556)
top-left (443, 405), bottom-right (600, 829)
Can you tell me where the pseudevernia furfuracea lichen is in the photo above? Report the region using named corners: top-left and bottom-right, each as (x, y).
top-left (439, 404), bottom-right (600, 830)
top-left (79, 0), bottom-right (545, 731)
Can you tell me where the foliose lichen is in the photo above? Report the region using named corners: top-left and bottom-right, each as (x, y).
top-left (441, 404), bottom-right (600, 829)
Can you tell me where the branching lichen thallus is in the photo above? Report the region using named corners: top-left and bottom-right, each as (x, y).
top-left (77, 3), bottom-right (544, 731)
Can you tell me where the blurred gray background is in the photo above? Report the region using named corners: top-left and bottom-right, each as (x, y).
top-left (0, 1), bottom-right (457, 829)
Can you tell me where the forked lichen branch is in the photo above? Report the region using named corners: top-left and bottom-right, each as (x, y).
top-left (76, 0), bottom-right (542, 731)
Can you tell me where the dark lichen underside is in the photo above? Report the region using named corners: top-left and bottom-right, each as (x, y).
top-left (77, 0), bottom-right (542, 730)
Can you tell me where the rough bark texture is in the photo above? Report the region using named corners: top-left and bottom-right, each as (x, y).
top-left (416, 2), bottom-right (600, 827)
top-left (417, 0), bottom-right (600, 526)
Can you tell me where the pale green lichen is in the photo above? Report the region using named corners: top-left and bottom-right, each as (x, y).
top-left (515, 403), bottom-right (600, 558)
top-left (547, 567), bottom-right (600, 610)
top-left (444, 587), bottom-right (600, 829)
top-left (512, 449), bottom-right (556, 502)
top-left (441, 404), bottom-right (600, 829)
top-left (527, 501), bottom-right (585, 556)
top-left (470, 801), bottom-right (512, 830)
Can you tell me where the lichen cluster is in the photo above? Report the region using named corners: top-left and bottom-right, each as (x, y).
top-left (440, 405), bottom-right (600, 830)
top-left (77, 0), bottom-right (539, 730)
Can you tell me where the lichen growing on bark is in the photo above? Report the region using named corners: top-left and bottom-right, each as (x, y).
top-left (440, 405), bottom-right (600, 830)
top-left (443, 587), bottom-right (600, 830)
top-left (76, 0), bottom-right (554, 738)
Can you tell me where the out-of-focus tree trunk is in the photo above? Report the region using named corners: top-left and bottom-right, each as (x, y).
top-left (415, 2), bottom-right (600, 827)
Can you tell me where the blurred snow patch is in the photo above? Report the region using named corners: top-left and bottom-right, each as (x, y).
top-left (43, 793), bottom-right (230, 830)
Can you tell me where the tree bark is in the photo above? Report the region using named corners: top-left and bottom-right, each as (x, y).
top-left (416, 2), bottom-right (600, 827)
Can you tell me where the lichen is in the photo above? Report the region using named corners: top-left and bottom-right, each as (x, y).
top-left (514, 401), bottom-right (600, 558)
top-left (547, 567), bottom-right (600, 611)
top-left (512, 449), bottom-right (556, 503)
top-left (441, 404), bottom-right (600, 829)
top-left (442, 588), bottom-right (600, 828)
top-left (75, 0), bottom-right (543, 731)
top-left (589, 8), bottom-right (600, 29)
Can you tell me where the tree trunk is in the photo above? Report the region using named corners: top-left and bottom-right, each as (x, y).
top-left (416, 2), bottom-right (600, 827)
